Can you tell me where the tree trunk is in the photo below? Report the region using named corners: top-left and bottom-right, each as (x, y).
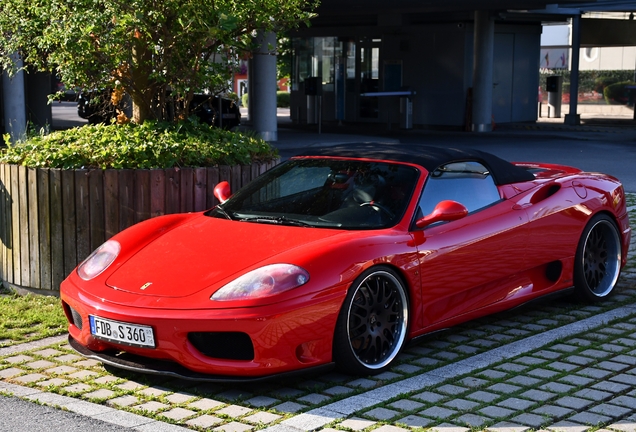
top-left (131, 34), bottom-right (154, 124)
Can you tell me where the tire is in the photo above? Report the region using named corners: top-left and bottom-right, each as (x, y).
top-left (573, 214), bottom-right (622, 302)
top-left (333, 266), bottom-right (409, 375)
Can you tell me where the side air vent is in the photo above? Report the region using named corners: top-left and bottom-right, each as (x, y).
top-left (530, 183), bottom-right (561, 204)
top-left (545, 261), bottom-right (563, 283)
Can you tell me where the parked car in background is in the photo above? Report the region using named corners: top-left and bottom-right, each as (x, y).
top-left (77, 90), bottom-right (117, 124)
top-left (77, 91), bottom-right (240, 129)
top-left (51, 74), bottom-right (78, 102)
top-left (190, 94), bottom-right (241, 129)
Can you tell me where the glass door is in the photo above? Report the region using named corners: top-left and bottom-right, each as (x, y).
top-left (358, 38), bottom-right (381, 119)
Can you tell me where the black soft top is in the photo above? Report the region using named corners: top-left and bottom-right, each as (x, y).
top-left (296, 144), bottom-right (536, 185)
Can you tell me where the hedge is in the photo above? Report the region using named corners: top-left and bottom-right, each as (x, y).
top-left (540, 69), bottom-right (636, 103)
top-left (0, 120), bottom-right (277, 170)
top-left (604, 81), bottom-right (636, 105)
top-left (239, 92), bottom-right (290, 109)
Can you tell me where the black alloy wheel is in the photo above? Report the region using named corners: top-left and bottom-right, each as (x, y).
top-left (334, 266), bottom-right (409, 375)
top-left (574, 214), bottom-right (622, 302)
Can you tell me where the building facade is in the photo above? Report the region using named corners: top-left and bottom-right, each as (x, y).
top-left (284, 0), bottom-right (636, 131)
top-left (290, 23), bottom-right (542, 128)
top-left (4, 0), bottom-right (636, 140)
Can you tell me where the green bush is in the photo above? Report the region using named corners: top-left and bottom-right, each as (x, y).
top-left (226, 92), bottom-right (239, 104)
top-left (239, 92), bottom-right (289, 108)
top-left (276, 91), bottom-right (290, 107)
top-left (0, 120), bottom-right (277, 169)
top-left (604, 81), bottom-right (636, 105)
top-left (539, 69), bottom-right (636, 95)
top-left (593, 76), bottom-right (620, 93)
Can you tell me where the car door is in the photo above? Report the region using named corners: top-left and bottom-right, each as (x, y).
top-left (412, 161), bottom-right (530, 328)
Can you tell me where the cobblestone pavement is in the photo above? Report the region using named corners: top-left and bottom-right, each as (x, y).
top-left (0, 194), bottom-right (635, 432)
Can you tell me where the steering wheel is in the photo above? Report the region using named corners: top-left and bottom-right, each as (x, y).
top-left (360, 201), bottom-right (394, 218)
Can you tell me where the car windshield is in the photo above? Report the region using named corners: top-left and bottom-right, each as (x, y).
top-left (206, 159), bottom-right (420, 229)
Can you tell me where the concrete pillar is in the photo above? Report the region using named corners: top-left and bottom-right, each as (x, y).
top-left (2, 53), bottom-right (27, 143)
top-left (565, 14), bottom-right (581, 125)
top-left (472, 10), bottom-right (494, 133)
top-left (251, 31), bottom-right (277, 142)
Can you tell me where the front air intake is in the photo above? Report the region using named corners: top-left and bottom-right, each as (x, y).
top-left (188, 332), bottom-right (255, 360)
top-left (63, 302), bottom-right (84, 330)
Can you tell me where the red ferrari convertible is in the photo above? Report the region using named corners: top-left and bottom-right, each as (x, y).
top-left (61, 145), bottom-right (631, 380)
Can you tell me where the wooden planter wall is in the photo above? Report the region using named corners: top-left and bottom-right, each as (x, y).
top-left (0, 161), bottom-right (278, 292)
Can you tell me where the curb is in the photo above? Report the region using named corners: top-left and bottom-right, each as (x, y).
top-left (0, 382), bottom-right (190, 431)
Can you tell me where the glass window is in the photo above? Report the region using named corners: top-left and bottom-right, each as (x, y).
top-left (346, 41), bottom-right (356, 80)
top-left (273, 166), bottom-right (332, 197)
top-left (291, 37), bottom-right (314, 91)
top-left (417, 161), bottom-right (501, 217)
top-left (208, 159), bottom-right (419, 230)
top-left (320, 37), bottom-right (340, 91)
top-left (292, 36), bottom-right (342, 92)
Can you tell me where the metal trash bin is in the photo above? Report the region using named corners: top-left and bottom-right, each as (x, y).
top-left (546, 75), bottom-right (563, 118)
top-left (400, 96), bottom-right (413, 129)
top-left (304, 77), bottom-right (321, 125)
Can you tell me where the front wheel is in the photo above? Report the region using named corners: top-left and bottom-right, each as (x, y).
top-left (333, 267), bottom-right (409, 375)
top-left (574, 214), bottom-right (622, 302)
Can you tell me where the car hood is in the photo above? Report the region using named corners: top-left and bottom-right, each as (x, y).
top-left (106, 216), bottom-right (341, 298)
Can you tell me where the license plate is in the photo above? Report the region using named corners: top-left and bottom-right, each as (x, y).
top-left (222, 113), bottom-right (236, 119)
top-left (89, 315), bottom-right (155, 348)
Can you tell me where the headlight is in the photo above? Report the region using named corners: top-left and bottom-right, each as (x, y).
top-left (211, 264), bottom-right (310, 301)
top-left (77, 240), bottom-right (121, 281)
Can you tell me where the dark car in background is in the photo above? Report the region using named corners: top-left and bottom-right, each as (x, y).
top-left (77, 91), bottom-right (241, 129)
top-left (51, 75), bottom-right (78, 102)
top-left (190, 94), bottom-right (241, 129)
top-left (77, 90), bottom-right (117, 125)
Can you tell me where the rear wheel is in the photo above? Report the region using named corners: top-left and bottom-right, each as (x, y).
top-left (574, 214), bottom-right (622, 302)
top-left (333, 267), bottom-right (409, 375)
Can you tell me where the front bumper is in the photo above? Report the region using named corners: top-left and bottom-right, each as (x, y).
top-left (67, 336), bottom-right (334, 383)
top-left (61, 278), bottom-right (346, 378)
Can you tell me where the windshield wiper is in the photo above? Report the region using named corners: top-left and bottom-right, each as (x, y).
top-left (213, 205), bottom-right (235, 221)
top-left (239, 216), bottom-right (314, 227)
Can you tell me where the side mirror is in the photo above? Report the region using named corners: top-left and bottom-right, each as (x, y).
top-left (214, 181), bottom-right (232, 203)
top-left (415, 200), bottom-right (468, 228)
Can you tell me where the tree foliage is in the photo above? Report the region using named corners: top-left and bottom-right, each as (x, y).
top-left (277, 36), bottom-right (292, 81)
top-left (0, 0), bottom-right (317, 123)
